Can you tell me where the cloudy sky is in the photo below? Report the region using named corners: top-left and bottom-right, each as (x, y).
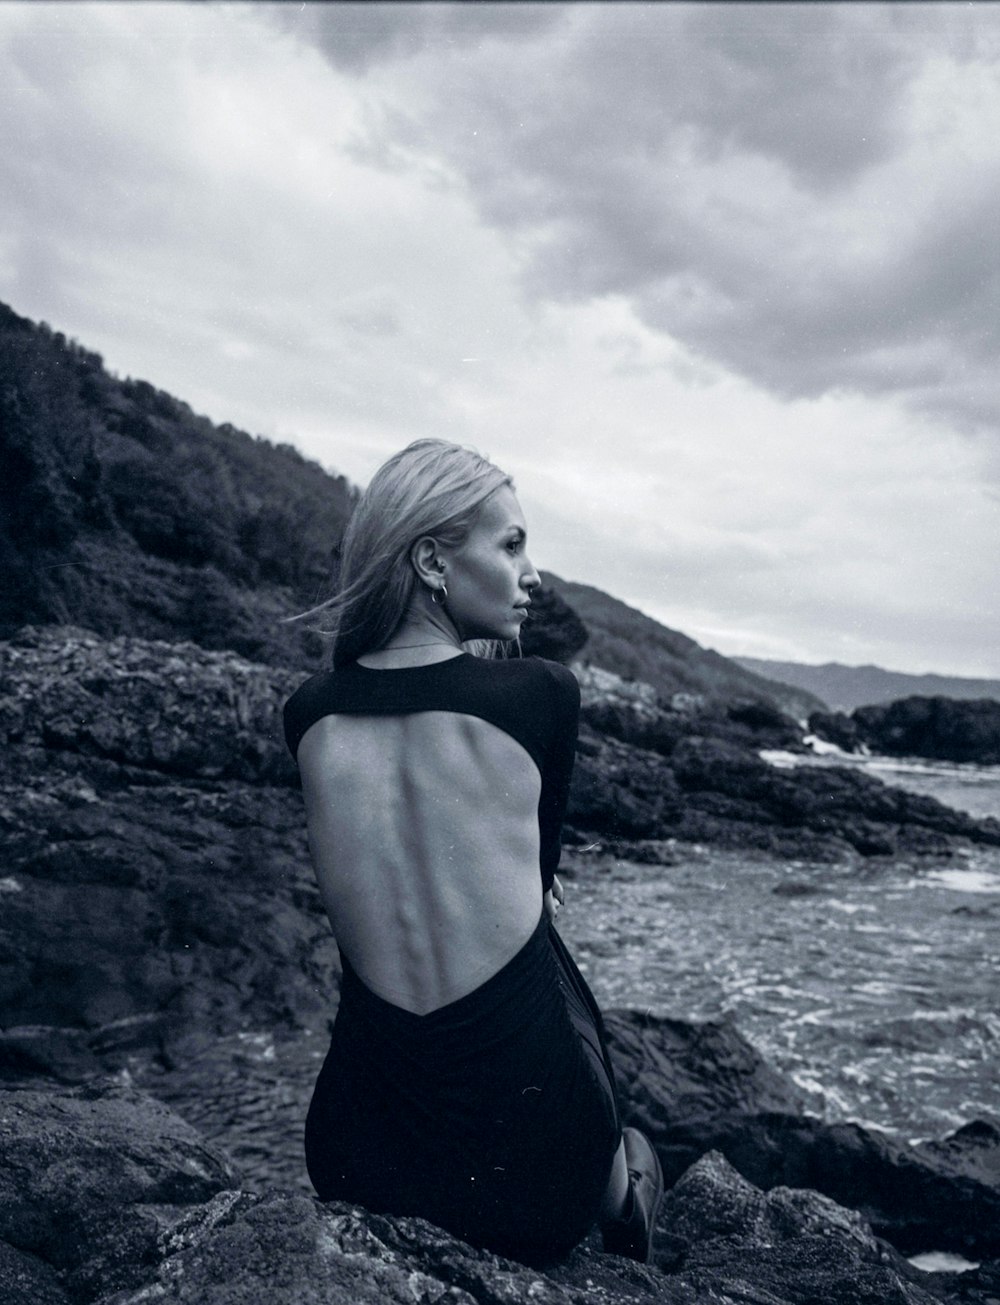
top-left (2, 2), bottom-right (998, 677)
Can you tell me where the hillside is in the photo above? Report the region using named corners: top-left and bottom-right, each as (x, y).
top-left (737, 656), bottom-right (1000, 713)
top-left (0, 301), bottom-right (354, 667)
top-left (4, 297), bottom-right (815, 710)
top-left (544, 575), bottom-right (824, 718)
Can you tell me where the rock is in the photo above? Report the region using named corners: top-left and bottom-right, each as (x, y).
top-left (605, 1011), bottom-right (1000, 1260)
top-left (0, 1240), bottom-right (71, 1305)
top-left (926, 1256), bottom-right (1000, 1305)
top-left (91, 1165), bottom-right (945, 1305)
top-left (569, 727), bottom-right (684, 839)
top-left (0, 775), bottom-right (339, 1069)
top-left (517, 586), bottom-right (589, 663)
top-left (567, 686), bottom-right (999, 858)
top-left (808, 710), bottom-right (863, 753)
top-left (655, 1151), bottom-right (940, 1305)
top-left (0, 1083), bottom-right (979, 1305)
top-left (0, 625), bottom-right (300, 785)
top-left (670, 737), bottom-right (1000, 855)
top-left (851, 697), bottom-right (1000, 766)
top-left (576, 668), bottom-right (804, 761)
top-left (0, 1084), bottom-right (237, 1298)
top-left (91, 1181), bottom-right (933, 1305)
top-left (96, 1191), bottom-right (589, 1305)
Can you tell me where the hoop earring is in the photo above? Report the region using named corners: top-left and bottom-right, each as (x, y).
top-left (430, 583), bottom-right (448, 605)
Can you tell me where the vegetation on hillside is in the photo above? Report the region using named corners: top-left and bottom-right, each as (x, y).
top-left (0, 302), bottom-right (353, 667)
top-left (544, 574), bottom-right (825, 717)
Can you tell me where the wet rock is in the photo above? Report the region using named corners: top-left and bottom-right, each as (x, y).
top-left (605, 1011), bottom-right (1000, 1260)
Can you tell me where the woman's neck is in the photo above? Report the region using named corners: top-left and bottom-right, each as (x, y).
top-left (355, 613), bottom-right (464, 669)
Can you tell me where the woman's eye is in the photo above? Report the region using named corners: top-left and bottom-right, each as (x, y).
top-left (507, 539), bottom-right (522, 554)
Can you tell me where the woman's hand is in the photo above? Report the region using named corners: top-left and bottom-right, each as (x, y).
top-left (543, 874), bottom-right (565, 923)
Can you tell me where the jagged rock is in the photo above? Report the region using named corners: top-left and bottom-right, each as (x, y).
top-left (606, 1011), bottom-right (1000, 1260)
top-left (0, 1076), bottom-right (981, 1305)
top-left (89, 1179), bottom-right (940, 1305)
top-left (88, 1164), bottom-right (946, 1305)
top-left (0, 625), bottom-right (299, 785)
top-left (569, 727), bottom-right (684, 839)
top-left (655, 1151), bottom-right (940, 1305)
top-left (670, 737), bottom-right (999, 854)
top-left (927, 1256), bottom-right (1000, 1305)
top-left (576, 668), bottom-right (803, 761)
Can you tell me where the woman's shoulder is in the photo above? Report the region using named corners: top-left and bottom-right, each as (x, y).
top-left (470, 652), bottom-right (578, 696)
top-left (475, 656), bottom-right (580, 733)
top-left (283, 670), bottom-right (339, 758)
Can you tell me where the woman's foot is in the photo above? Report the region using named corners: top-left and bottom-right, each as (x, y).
top-left (601, 1127), bottom-right (664, 1264)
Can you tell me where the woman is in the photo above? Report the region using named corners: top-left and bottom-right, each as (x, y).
top-left (283, 439), bottom-right (662, 1265)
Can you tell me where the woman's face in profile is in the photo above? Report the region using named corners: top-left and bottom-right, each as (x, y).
top-left (442, 485), bottom-right (541, 642)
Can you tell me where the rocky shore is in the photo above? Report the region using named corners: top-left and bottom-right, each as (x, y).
top-left (810, 698), bottom-right (1000, 767)
top-left (3, 626), bottom-right (999, 1304)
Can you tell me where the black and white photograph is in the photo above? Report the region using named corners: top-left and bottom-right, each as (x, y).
top-left (1, 3), bottom-right (998, 1302)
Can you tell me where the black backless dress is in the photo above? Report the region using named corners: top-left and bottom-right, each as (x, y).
top-left (283, 654), bottom-right (621, 1264)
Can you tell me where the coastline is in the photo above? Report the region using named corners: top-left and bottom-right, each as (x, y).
top-left (2, 625), bottom-right (999, 1303)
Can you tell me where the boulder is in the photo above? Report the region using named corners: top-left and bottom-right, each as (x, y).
top-left (654, 1150), bottom-right (939, 1305)
top-left (0, 1084), bottom-right (237, 1298)
top-left (851, 697), bottom-right (1000, 766)
top-left (606, 1011), bottom-right (1000, 1259)
top-left (0, 775), bottom-right (339, 1071)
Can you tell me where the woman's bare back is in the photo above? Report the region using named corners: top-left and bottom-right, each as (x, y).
top-left (297, 709), bottom-right (544, 1014)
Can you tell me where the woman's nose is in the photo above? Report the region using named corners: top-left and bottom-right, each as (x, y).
top-left (522, 558), bottom-right (541, 591)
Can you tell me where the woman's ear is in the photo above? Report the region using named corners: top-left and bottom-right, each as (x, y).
top-left (409, 536), bottom-right (445, 589)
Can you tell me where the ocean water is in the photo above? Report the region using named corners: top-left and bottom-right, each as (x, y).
top-left (559, 752), bottom-right (1000, 1142)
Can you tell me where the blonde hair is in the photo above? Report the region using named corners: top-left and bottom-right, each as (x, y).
top-left (311, 440), bottom-right (512, 668)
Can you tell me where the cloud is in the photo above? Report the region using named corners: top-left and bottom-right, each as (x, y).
top-left (270, 1), bottom-right (563, 72)
top-left (293, 3), bottom-right (1000, 434)
top-left (1, 1), bottom-right (995, 676)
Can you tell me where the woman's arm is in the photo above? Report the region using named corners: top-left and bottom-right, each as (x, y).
top-left (543, 872), bottom-right (565, 922)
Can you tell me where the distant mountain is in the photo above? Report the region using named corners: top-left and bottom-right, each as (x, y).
top-left (736, 657), bottom-right (1000, 713)
top-left (544, 575), bottom-right (825, 719)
